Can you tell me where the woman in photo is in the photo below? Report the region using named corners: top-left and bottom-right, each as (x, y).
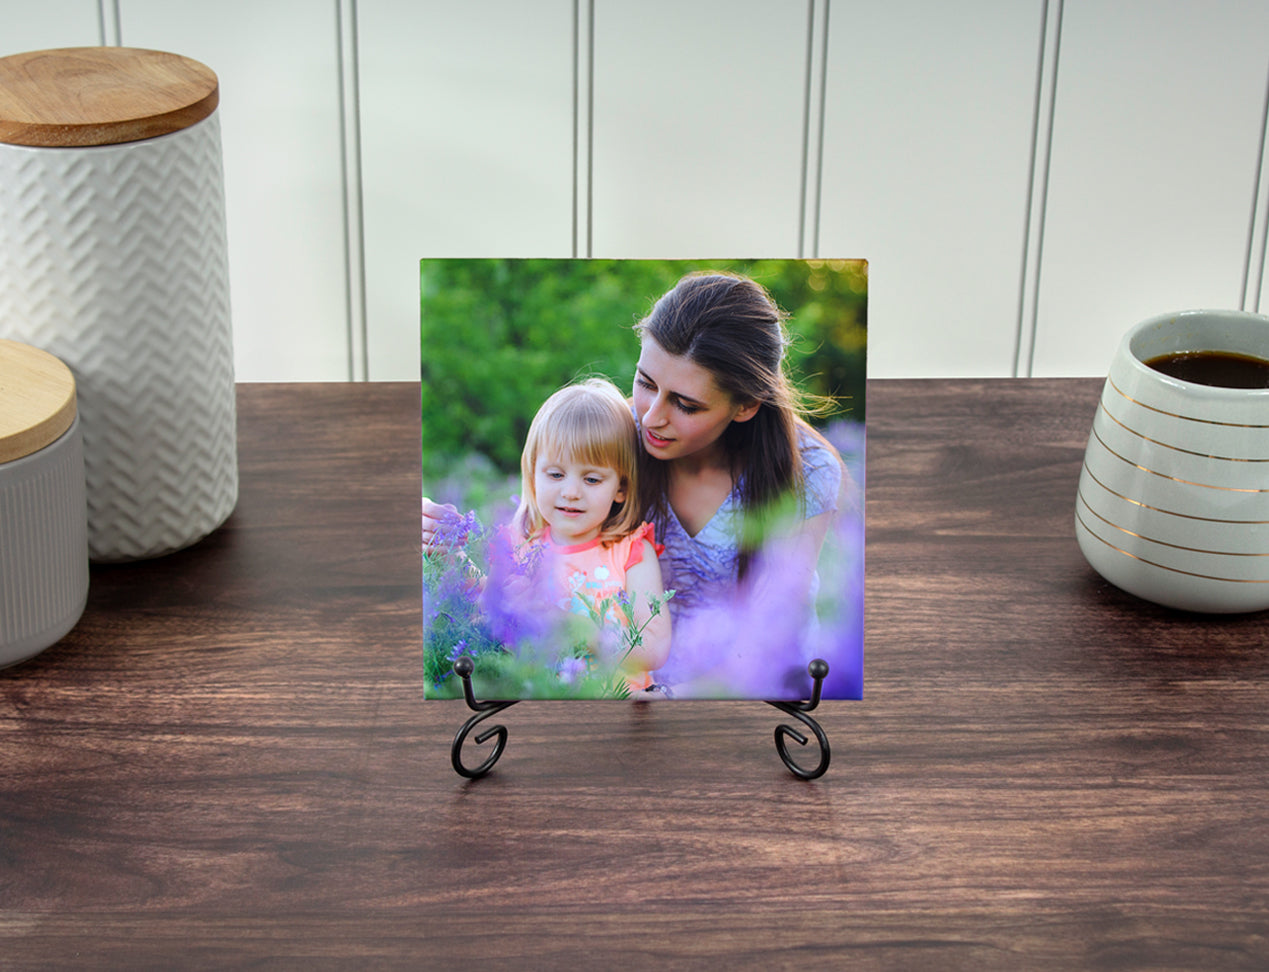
top-left (625, 272), bottom-right (845, 695)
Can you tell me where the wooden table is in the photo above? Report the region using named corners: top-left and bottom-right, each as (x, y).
top-left (2, 379), bottom-right (1266, 969)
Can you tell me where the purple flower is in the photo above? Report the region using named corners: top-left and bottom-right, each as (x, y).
top-left (479, 527), bottom-right (562, 654)
top-left (821, 417), bottom-right (865, 458)
top-left (655, 511), bottom-right (863, 700)
top-left (557, 656), bottom-right (589, 684)
top-left (431, 508), bottom-right (479, 548)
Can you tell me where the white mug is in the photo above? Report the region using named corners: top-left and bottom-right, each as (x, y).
top-left (1075, 309), bottom-right (1269, 613)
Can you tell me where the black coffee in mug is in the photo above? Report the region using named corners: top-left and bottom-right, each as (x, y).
top-left (1144, 350), bottom-right (1269, 389)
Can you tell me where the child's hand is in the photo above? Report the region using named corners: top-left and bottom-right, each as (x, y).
top-left (421, 497), bottom-right (460, 552)
top-left (422, 499), bottom-right (481, 573)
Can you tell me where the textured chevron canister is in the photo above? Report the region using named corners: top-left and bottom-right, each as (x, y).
top-left (0, 106), bottom-right (238, 561)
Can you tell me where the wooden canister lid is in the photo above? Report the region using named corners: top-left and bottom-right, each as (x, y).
top-left (0, 47), bottom-right (218, 147)
top-left (0, 340), bottom-right (77, 463)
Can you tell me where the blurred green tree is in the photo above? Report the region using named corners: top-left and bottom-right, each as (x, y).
top-left (420, 258), bottom-right (866, 484)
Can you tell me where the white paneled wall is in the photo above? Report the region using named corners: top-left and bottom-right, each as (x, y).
top-left (3, 0), bottom-right (1268, 381)
top-left (1029, 0), bottom-right (1269, 376)
top-left (3, 0), bottom-right (100, 52)
top-left (359, 1), bottom-right (576, 380)
top-left (589, 1), bottom-right (810, 258)
top-left (118, 0), bottom-right (351, 380)
top-left (818, 1), bottom-right (1046, 378)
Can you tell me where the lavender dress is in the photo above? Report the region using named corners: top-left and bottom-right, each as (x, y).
top-left (649, 430), bottom-right (842, 692)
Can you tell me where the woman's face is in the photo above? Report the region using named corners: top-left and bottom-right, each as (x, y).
top-left (632, 336), bottom-right (758, 462)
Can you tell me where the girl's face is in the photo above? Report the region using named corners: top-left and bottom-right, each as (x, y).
top-left (533, 454), bottom-right (627, 546)
top-left (633, 336), bottom-right (758, 462)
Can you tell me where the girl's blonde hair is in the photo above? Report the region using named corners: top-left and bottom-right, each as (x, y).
top-left (513, 377), bottom-right (641, 546)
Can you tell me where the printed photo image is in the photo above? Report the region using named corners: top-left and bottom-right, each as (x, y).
top-left (421, 259), bottom-right (865, 701)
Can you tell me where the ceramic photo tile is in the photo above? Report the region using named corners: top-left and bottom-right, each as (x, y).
top-left (422, 259), bottom-right (865, 701)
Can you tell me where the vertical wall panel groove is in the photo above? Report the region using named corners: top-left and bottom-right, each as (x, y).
top-left (1245, 61), bottom-right (1269, 313)
top-left (1015, 0), bottom-right (1062, 378)
top-left (572, 0), bottom-right (594, 259)
top-left (810, 1), bottom-right (830, 260)
top-left (99, 0), bottom-right (121, 46)
top-left (797, 1), bottom-right (815, 258)
top-left (571, 0), bottom-right (581, 258)
top-left (798, 0), bottom-right (830, 260)
top-left (338, 0), bottom-right (368, 380)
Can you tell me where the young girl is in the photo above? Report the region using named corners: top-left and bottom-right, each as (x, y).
top-left (505, 377), bottom-right (671, 695)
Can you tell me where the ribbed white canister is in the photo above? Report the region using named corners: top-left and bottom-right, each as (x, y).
top-left (0, 340), bottom-right (89, 668)
top-left (0, 47), bottom-right (237, 562)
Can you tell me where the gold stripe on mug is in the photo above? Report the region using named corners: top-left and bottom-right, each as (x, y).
top-left (1082, 462), bottom-right (1269, 524)
top-left (1078, 491), bottom-right (1269, 557)
top-left (1090, 425), bottom-right (1269, 493)
top-left (1076, 508), bottom-right (1269, 584)
top-left (1099, 401), bottom-right (1269, 462)
top-left (1108, 375), bottom-right (1269, 428)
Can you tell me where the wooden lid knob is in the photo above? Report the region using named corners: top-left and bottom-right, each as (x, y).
top-left (0, 46), bottom-right (218, 147)
top-left (0, 340), bottom-right (78, 463)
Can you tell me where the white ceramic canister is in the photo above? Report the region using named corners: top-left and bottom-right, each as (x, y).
top-left (0, 47), bottom-right (237, 562)
top-left (0, 340), bottom-right (89, 667)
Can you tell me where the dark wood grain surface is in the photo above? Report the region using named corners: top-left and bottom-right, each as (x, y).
top-left (2, 379), bottom-right (1266, 970)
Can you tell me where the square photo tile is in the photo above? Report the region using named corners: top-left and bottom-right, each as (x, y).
top-left (422, 259), bottom-right (865, 701)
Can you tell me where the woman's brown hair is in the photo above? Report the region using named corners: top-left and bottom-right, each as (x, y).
top-left (634, 272), bottom-right (824, 577)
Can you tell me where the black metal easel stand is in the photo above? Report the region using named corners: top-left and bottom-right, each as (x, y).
top-left (449, 656), bottom-right (831, 781)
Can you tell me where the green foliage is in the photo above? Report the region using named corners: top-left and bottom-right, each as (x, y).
top-left (420, 258), bottom-right (867, 491)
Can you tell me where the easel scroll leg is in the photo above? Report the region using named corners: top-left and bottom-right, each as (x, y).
top-left (765, 659), bottom-right (831, 780)
top-left (450, 656), bottom-right (518, 779)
